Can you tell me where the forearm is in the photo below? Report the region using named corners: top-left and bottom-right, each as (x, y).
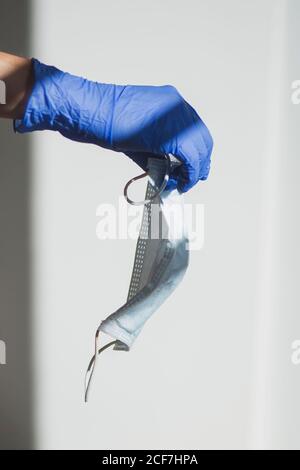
top-left (0, 51), bottom-right (34, 119)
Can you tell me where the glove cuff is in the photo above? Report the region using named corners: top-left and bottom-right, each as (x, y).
top-left (14, 58), bottom-right (62, 134)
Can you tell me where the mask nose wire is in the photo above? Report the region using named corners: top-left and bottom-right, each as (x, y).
top-left (123, 153), bottom-right (171, 206)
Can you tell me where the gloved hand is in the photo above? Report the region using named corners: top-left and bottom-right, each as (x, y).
top-left (14, 58), bottom-right (213, 192)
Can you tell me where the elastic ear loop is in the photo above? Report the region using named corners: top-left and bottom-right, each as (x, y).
top-left (84, 154), bottom-right (171, 402)
top-left (84, 327), bottom-right (117, 402)
top-left (123, 153), bottom-right (171, 206)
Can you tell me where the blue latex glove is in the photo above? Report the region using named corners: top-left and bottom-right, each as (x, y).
top-left (14, 58), bottom-right (213, 192)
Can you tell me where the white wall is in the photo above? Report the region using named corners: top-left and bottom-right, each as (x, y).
top-left (1, 0), bottom-right (299, 450)
top-left (251, 0), bottom-right (300, 449)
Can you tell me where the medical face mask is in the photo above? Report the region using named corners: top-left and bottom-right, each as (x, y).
top-left (85, 155), bottom-right (189, 401)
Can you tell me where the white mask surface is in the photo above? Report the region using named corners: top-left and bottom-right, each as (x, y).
top-left (85, 156), bottom-right (189, 401)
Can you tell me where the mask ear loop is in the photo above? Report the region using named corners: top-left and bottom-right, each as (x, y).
top-left (84, 154), bottom-right (172, 402)
top-left (123, 153), bottom-right (171, 206)
top-left (84, 327), bottom-right (117, 402)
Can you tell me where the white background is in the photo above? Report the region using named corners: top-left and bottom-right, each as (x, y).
top-left (0, 0), bottom-right (300, 450)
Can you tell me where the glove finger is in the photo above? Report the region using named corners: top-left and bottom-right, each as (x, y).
top-left (165, 165), bottom-right (181, 191)
top-left (176, 158), bottom-right (199, 193)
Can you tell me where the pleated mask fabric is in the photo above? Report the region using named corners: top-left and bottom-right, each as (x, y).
top-left (85, 157), bottom-right (189, 401)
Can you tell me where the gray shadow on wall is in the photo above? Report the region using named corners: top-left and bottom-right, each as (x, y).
top-left (0, 0), bottom-right (34, 449)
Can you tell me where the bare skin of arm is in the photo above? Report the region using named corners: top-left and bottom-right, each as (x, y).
top-left (0, 51), bottom-right (34, 120)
